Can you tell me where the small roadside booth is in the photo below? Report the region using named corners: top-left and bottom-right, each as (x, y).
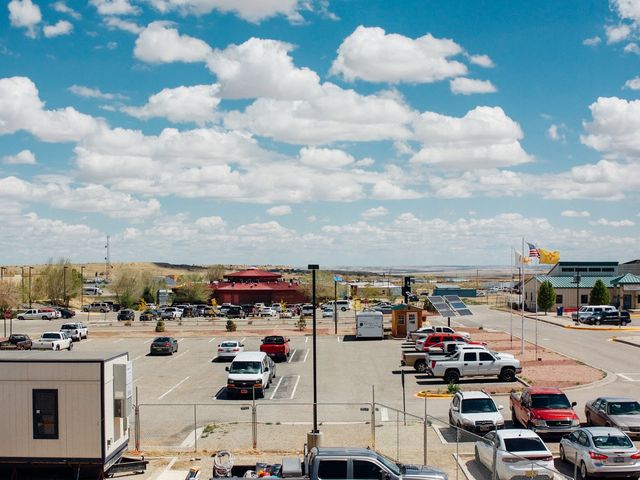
top-left (0, 351), bottom-right (132, 478)
top-left (391, 304), bottom-right (425, 338)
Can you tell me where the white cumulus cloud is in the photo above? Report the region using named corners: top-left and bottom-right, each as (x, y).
top-left (104, 17), bottom-right (143, 34)
top-left (69, 84), bottom-right (127, 100)
top-left (583, 36), bottom-right (602, 46)
top-left (590, 218), bottom-right (635, 227)
top-left (547, 123), bottom-right (566, 141)
top-left (90, 0), bottom-right (138, 16)
top-left (121, 84), bottom-right (221, 125)
top-left (43, 20), bottom-right (73, 38)
top-left (53, 2), bottom-right (81, 20)
top-left (606, 24), bottom-right (632, 43)
top-left (2, 150), bottom-right (36, 165)
top-left (581, 97), bottom-right (640, 158)
top-left (330, 26), bottom-right (468, 83)
top-left (411, 106), bottom-right (532, 169)
top-left (624, 76), bottom-right (640, 89)
top-left (361, 206), bottom-right (389, 219)
top-left (146, 0), bottom-right (305, 23)
top-left (134, 22), bottom-right (212, 64)
top-left (8, 0), bottom-right (41, 38)
top-left (468, 54), bottom-right (495, 67)
top-left (449, 77), bottom-right (497, 95)
top-left (266, 205), bottom-right (292, 216)
top-left (299, 147), bottom-right (355, 169)
top-left (561, 210), bottom-right (590, 217)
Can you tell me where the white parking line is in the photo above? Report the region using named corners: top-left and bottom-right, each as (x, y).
top-left (170, 350), bottom-right (189, 361)
top-left (208, 337), bottom-right (217, 343)
top-left (617, 373), bottom-right (635, 381)
top-left (380, 408), bottom-right (389, 422)
top-left (240, 337), bottom-right (246, 343)
top-left (154, 457), bottom-right (177, 480)
top-left (288, 349), bottom-right (297, 363)
top-left (132, 354), bottom-right (144, 361)
top-left (82, 338), bottom-right (93, 343)
top-left (112, 339), bottom-right (123, 344)
top-left (179, 427), bottom-right (205, 448)
top-left (178, 338), bottom-right (185, 343)
top-left (143, 339), bottom-right (152, 344)
top-left (305, 337), bottom-right (308, 343)
top-left (290, 375), bottom-right (301, 399)
top-left (303, 350), bottom-right (310, 363)
top-left (269, 377), bottom-right (284, 400)
top-left (158, 376), bottom-right (190, 400)
top-left (337, 336), bottom-right (341, 342)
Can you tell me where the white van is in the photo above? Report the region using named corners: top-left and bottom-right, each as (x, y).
top-left (355, 311), bottom-right (384, 339)
top-left (225, 352), bottom-right (276, 398)
top-left (83, 286), bottom-right (103, 295)
top-left (572, 305), bottom-right (617, 321)
top-left (301, 304), bottom-right (315, 316)
top-left (326, 300), bottom-right (350, 311)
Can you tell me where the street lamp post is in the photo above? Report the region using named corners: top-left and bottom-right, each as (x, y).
top-left (80, 266), bottom-right (85, 309)
top-left (574, 274), bottom-right (581, 317)
top-left (63, 265), bottom-right (68, 308)
top-left (20, 267), bottom-right (25, 305)
top-left (307, 264), bottom-right (322, 448)
top-left (28, 266), bottom-right (33, 309)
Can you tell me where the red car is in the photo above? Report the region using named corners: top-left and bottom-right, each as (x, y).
top-left (259, 335), bottom-right (291, 361)
top-left (415, 333), bottom-right (484, 351)
top-left (510, 386), bottom-right (579, 434)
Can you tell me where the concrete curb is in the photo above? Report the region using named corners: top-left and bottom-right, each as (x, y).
top-left (562, 324), bottom-right (640, 332)
top-left (611, 337), bottom-right (640, 349)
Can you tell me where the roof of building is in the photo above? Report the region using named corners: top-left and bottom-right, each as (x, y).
top-left (214, 282), bottom-right (301, 291)
top-left (530, 274), bottom-right (640, 288)
top-left (622, 259), bottom-right (640, 265)
top-left (0, 351), bottom-right (127, 362)
top-left (391, 303), bottom-right (423, 311)
top-left (551, 261), bottom-right (619, 266)
top-left (224, 269), bottom-right (281, 279)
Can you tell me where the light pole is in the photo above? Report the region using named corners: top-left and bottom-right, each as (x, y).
top-left (574, 274), bottom-right (581, 317)
top-left (0, 266), bottom-right (5, 281)
top-left (63, 265), bottom-right (68, 308)
top-left (20, 267), bottom-right (25, 306)
top-left (307, 263), bottom-right (322, 448)
top-left (80, 265), bottom-right (85, 309)
top-left (28, 266), bottom-right (33, 309)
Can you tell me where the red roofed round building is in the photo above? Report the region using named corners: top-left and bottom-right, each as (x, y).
top-left (210, 269), bottom-right (307, 305)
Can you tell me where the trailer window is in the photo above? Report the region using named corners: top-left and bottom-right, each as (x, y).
top-left (33, 389), bottom-right (58, 439)
top-left (317, 460), bottom-right (347, 479)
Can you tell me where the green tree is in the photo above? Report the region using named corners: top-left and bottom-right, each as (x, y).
top-left (142, 286), bottom-right (155, 304)
top-left (590, 279), bottom-right (610, 305)
top-left (174, 274), bottom-right (208, 303)
top-left (537, 280), bottom-right (556, 314)
top-left (206, 264), bottom-right (226, 283)
top-left (0, 280), bottom-right (19, 314)
top-left (299, 271), bottom-right (340, 303)
top-left (33, 258), bottom-right (82, 306)
top-left (112, 269), bottom-right (145, 309)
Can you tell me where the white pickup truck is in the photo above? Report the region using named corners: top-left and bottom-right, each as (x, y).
top-left (428, 347), bottom-right (520, 384)
top-left (32, 332), bottom-right (73, 351)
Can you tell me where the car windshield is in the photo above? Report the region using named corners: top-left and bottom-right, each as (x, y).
top-left (504, 437), bottom-right (546, 452)
top-left (461, 398), bottom-right (498, 413)
top-left (229, 361), bottom-right (262, 374)
top-left (42, 333), bottom-right (59, 339)
top-left (154, 337), bottom-right (170, 343)
top-left (592, 435), bottom-right (633, 449)
top-left (61, 324), bottom-right (73, 329)
top-left (530, 394), bottom-right (571, 409)
top-left (608, 402), bottom-right (640, 415)
top-left (263, 336), bottom-right (284, 344)
top-left (377, 453), bottom-right (401, 476)
top-left (220, 342), bottom-right (237, 348)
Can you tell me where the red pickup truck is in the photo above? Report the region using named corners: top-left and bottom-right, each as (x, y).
top-left (510, 386), bottom-right (579, 434)
top-left (415, 333), bottom-right (485, 351)
top-left (259, 335), bottom-right (291, 361)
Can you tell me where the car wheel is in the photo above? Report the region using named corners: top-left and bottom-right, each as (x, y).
top-left (42, 316), bottom-right (49, 321)
top-left (444, 369), bottom-right (460, 384)
top-left (415, 360), bottom-right (427, 373)
top-left (17, 316), bottom-right (24, 320)
top-left (510, 408), bottom-right (520, 427)
top-left (499, 367), bottom-right (516, 382)
top-left (341, 307), bottom-right (347, 311)
top-left (580, 461), bottom-right (589, 480)
top-left (448, 412), bottom-right (455, 426)
top-left (559, 445), bottom-right (567, 463)
top-left (68, 343), bottom-right (73, 351)
top-left (585, 413), bottom-right (591, 426)
top-left (56, 345), bottom-right (60, 351)
top-left (595, 320), bottom-right (601, 326)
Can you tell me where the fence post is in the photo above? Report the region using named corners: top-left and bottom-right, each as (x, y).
top-left (491, 437), bottom-right (498, 480)
top-left (252, 389), bottom-right (257, 450)
top-left (371, 385), bottom-right (376, 449)
top-left (134, 387), bottom-right (140, 452)
top-left (455, 427), bottom-right (459, 480)
top-left (396, 410), bottom-right (400, 462)
top-left (193, 404), bottom-right (197, 452)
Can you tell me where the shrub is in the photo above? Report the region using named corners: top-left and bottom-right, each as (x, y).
top-left (226, 320), bottom-right (237, 332)
top-left (124, 320), bottom-right (132, 327)
top-left (447, 383), bottom-right (461, 394)
top-left (295, 317), bottom-right (306, 331)
top-left (155, 320), bottom-right (165, 332)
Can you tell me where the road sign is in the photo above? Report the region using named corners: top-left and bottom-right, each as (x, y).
top-left (334, 275), bottom-right (343, 282)
top-left (4, 309), bottom-right (12, 320)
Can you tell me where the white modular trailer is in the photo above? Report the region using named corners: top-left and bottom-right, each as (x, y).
top-left (0, 351), bottom-right (132, 475)
top-left (355, 311), bottom-right (385, 339)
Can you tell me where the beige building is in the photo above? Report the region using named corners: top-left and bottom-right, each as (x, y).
top-left (0, 351), bottom-right (131, 477)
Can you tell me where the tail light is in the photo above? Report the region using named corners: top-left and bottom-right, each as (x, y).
top-left (217, 348), bottom-right (223, 352)
top-left (233, 348), bottom-right (239, 351)
top-left (502, 457), bottom-right (520, 463)
top-left (589, 451), bottom-right (608, 460)
top-left (630, 452), bottom-right (640, 460)
top-left (431, 360), bottom-right (436, 368)
top-left (165, 342), bottom-right (171, 347)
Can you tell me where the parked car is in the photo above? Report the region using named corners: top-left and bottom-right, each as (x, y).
top-left (585, 397), bottom-right (640, 438)
top-left (301, 304), bottom-right (315, 316)
top-left (559, 427), bottom-right (640, 479)
top-left (572, 305), bottom-right (617, 321)
top-left (58, 308), bottom-right (76, 319)
top-left (322, 307), bottom-right (334, 317)
top-left (510, 386), bottom-right (579, 434)
top-left (410, 326), bottom-right (471, 341)
top-left (0, 334), bottom-right (32, 350)
top-left (401, 341), bottom-right (478, 373)
top-left (429, 348), bottom-right (521, 383)
top-left (416, 333), bottom-right (482, 351)
top-left (449, 390), bottom-right (505, 433)
top-left (150, 337), bottom-right (179, 355)
top-left (216, 340), bottom-right (245, 360)
top-left (225, 351), bottom-right (276, 398)
top-left (60, 322), bottom-right (88, 341)
top-left (260, 335), bottom-right (291, 361)
top-left (475, 429), bottom-right (555, 480)
top-left (32, 332), bottom-right (73, 351)
top-left (226, 306), bottom-right (246, 318)
top-left (370, 302), bottom-right (393, 314)
top-left (140, 309), bottom-right (158, 321)
top-left (16, 309), bottom-right (55, 320)
top-left (82, 302), bottom-right (111, 313)
top-left (161, 307), bottom-right (183, 320)
top-left (41, 308), bottom-right (61, 319)
top-left (259, 307), bottom-right (275, 317)
top-left (581, 311), bottom-right (631, 326)
top-left (117, 309), bottom-right (135, 321)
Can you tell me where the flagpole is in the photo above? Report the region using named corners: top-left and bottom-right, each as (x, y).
top-left (534, 261), bottom-right (539, 360)
top-left (521, 237), bottom-right (525, 355)
top-left (510, 247), bottom-right (513, 348)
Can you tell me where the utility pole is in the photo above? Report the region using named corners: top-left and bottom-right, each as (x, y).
top-left (63, 265), bottom-right (68, 308)
top-left (80, 265), bottom-right (85, 309)
top-left (21, 266), bottom-right (25, 305)
top-left (28, 266), bottom-right (33, 309)
top-left (105, 235), bottom-right (111, 282)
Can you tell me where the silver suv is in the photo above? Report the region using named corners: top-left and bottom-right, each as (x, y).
top-left (449, 390), bottom-right (505, 433)
top-left (82, 302), bottom-right (111, 313)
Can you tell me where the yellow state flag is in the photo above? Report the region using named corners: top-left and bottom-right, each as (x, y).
top-left (539, 248), bottom-right (560, 264)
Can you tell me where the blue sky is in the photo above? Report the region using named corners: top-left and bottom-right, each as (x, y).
top-left (1, 0), bottom-right (639, 267)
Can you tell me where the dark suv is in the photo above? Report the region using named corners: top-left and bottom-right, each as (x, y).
top-left (117, 309), bottom-right (135, 321)
top-left (226, 306), bottom-right (246, 318)
top-left (583, 310), bottom-right (631, 325)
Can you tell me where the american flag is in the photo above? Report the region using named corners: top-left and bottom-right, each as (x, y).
top-left (527, 242), bottom-right (540, 258)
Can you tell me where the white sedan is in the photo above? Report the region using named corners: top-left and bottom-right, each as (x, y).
top-left (559, 427), bottom-right (640, 480)
top-left (216, 340), bottom-right (245, 359)
top-left (475, 429), bottom-right (555, 480)
top-left (259, 307), bottom-right (275, 317)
